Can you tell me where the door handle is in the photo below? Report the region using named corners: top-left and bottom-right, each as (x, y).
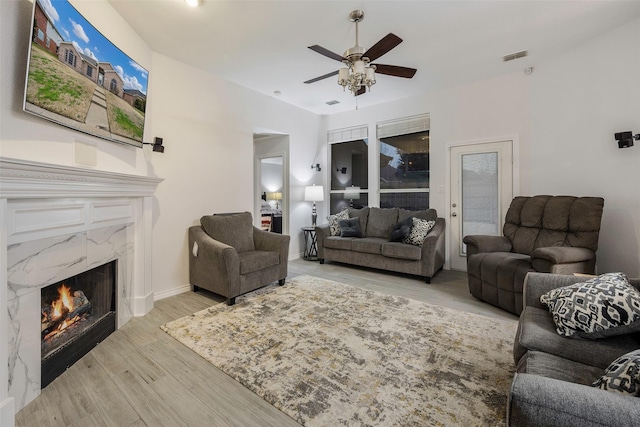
top-left (452, 212), bottom-right (457, 217)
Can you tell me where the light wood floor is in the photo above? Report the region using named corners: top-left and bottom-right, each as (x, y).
top-left (16, 260), bottom-right (516, 426)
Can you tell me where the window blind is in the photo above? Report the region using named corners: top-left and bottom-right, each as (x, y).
top-left (376, 114), bottom-right (430, 139)
top-left (327, 125), bottom-right (368, 144)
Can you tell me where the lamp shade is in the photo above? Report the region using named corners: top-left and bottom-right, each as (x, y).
top-left (304, 185), bottom-right (324, 202)
top-left (345, 186), bottom-right (361, 200)
top-left (266, 191), bottom-right (282, 201)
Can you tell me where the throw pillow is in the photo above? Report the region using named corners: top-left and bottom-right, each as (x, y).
top-left (403, 217), bottom-right (435, 247)
top-left (327, 209), bottom-right (349, 236)
top-left (592, 349), bottom-right (640, 396)
top-left (540, 272), bottom-right (640, 339)
top-left (338, 218), bottom-right (363, 238)
top-left (390, 216), bottom-right (413, 242)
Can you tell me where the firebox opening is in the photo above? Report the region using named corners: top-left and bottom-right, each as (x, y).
top-left (41, 260), bottom-right (116, 388)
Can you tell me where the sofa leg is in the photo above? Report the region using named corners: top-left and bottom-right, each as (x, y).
top-left (425, 277), bottom-right (431, 284)
top-left (278, 279), bottom-right (285, 286)
top-left (227, 297), bottom-right (236, 306)
top-left (319, 259), bottom-right (325, 264)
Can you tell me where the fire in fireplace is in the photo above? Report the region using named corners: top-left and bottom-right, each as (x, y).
top-left (41, 261), bottom-right (117, 388)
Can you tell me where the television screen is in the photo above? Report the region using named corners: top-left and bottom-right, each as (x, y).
top-left (23, 0), bottom-right (149, 148)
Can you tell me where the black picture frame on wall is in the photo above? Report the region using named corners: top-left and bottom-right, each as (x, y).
top-left (23, 0), bottom-right (149, 148)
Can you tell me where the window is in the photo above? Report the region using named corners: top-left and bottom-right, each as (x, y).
top-left (37, 28), bottom-right (45, 42)
top-left (86, 66), bottom-right (93, 78)
top-left (328, 126), bottom-right (369, 213)
top-left (377, 114), bottom-right (430, 210)
top-left (110, 79), bottom-right (118, 93)
top-left (65, 50), bottom-right (76, 67)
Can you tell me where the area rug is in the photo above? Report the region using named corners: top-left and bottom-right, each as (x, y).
top-left (161, 275), bottom-right (518, 426)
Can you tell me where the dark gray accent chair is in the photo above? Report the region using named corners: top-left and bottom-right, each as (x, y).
top-left (509, 273), bottom-right (640, 426)
top-left (463, 195), bottom-right (604, 315)
top-left (188, 212), bottom-right (290, 305)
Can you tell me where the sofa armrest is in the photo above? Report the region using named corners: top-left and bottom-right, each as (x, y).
top-left (315, 224), bottom-right (330, 259)
top-left (253, 227), bottom-right (290, 279)
top-left (508, 373), bottom-right (640, 427)
top-left (188, 226), bottom-right (240, 296)
top-left (421, 218), bottom-right (446, 278)
top-left (523, 272), bottom-right (591, 310)
top-left (463, 234), bottom-right (512, 257)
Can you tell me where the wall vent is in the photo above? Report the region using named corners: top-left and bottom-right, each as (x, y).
top-left (326, 100), bottom-right (340, 105)
top-left (502, 50), bottom-right (528, 62)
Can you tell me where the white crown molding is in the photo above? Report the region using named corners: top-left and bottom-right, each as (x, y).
top-left (0, 157), bottom-right (163, 199)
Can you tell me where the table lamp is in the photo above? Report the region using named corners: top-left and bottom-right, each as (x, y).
top-left (304, 185), bottom-right (324, 227)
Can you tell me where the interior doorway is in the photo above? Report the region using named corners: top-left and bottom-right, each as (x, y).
top-left (254, 132), bottom-right (289, 235)
top-left (449, 140), bottom-right (514, 271)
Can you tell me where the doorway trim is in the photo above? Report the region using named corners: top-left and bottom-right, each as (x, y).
top-left (444, 135), bottom-right (520, 271)
top-left (254, 148), bottom-right (289, 235)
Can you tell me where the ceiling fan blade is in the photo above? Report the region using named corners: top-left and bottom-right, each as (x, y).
top-left (355, 86), bottom-right (367, 96)
top-left (373, 64), bottom-right (417, 79)
top-left (308, 45), bottom-right (345, 62)
top-left (363, 33), bottom-right (403, 62)
top-left (304, 70), bottom-right (339, 84)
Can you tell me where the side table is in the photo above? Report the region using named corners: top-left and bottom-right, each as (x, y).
top-left (301, 227), bottom-right (318, 261)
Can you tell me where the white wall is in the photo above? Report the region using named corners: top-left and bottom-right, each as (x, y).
top-left (528, 17), bottom-right (640, 275)
top-left (0, 0), bottom-right (323, 303)
top-left (325, 16), bottom-right (640, 277)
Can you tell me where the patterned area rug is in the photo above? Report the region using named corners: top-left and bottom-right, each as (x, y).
top-left (161, 275), bottom-right (518, 426)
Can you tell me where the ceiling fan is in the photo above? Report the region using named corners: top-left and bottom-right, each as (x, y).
top-left (304, 10), bottom-right (417, 97)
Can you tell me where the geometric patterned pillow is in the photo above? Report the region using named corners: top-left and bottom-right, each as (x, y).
top-left (540, 272), bottom-right (640, 339)
top-left (592, 349), bottom-right (640, 396)
top-left (402, 217), bottom-right (435, 247)
top-left (327, 209), bottom-right (349, 236)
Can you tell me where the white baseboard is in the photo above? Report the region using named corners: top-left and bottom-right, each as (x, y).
top-left (1, 397), bottom-right (15, 427)
top-left (134, 292), bottom-right (154, 316)
top-left (154, 284), bottom-right (192, 301)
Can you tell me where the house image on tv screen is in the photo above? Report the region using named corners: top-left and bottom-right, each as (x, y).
top-left (25, 0), bottom-right (149, 146)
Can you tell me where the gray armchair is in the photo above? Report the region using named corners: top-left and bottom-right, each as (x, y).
top-left (463, 195), bottom-right (604, 315)
top-left (188, 212), bottom-right (290, 305)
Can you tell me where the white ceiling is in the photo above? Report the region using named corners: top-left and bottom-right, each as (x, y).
top-left (108, 0), bottom-right (640, 115)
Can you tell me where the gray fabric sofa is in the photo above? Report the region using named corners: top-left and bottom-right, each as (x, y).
top-left (509, 273), bottom-right (640, 426)
top-left (315, 207), bottom-right (445, 283)
top-left (464, 195), bottom-right (604, 315)
top-left (188, 212), bottom-right (290, 305)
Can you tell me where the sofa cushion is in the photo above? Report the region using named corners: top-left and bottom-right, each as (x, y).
top-left (540, 272), bottom-right (640, 339)
top-left (328, 209), bottom-right (349, 236)
top-left (517, 351), bottom-right (603, 386)
top-left (398, 208), bottom-right (437, 222)
top-left (201, 212), bottom-right (254, 252)
top-left (339, 218), bottom-right (363, 238)
top-left (238, 250), bottom-right (279, 275)
top-left (515, 305), bottom-right (640, 369)
top-left (592, 349), bottom-right (640, 396)
top-left (348, 207), bottom-right (369, 236)
top-left (403, 218), bottom-right (435, 247)
top-left (351, 237), bottom-right (386, 255)
top-left (323, 236), bottom-right (354, 251)
top-left (365, 208), bottom-right (398, 238)
top-left (390, 216), bottom-right (413, 242)
top-left (382, 242), bottom-right (422, 260)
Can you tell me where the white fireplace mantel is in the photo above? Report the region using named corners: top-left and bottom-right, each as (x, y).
top-left (0, 157), bottom-right (163, 425)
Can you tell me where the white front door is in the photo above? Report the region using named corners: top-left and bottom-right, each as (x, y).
top-left (449, 141), bottom-right (514, 271)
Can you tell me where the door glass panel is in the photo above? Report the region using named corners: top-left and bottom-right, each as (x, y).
top-left (461, 152), bottom-right (499, 254)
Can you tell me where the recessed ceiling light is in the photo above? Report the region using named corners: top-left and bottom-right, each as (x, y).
top-left (185, 0), bottom-right (201, 7)
top-left (326, 100), bottom-right (340, 106)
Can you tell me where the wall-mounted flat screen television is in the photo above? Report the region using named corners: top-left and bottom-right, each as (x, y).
top-left (23, 0), bottom-right (149, 148)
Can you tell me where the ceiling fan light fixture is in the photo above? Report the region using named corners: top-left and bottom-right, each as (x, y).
top-left (338, 60), bottom-right (376, 96)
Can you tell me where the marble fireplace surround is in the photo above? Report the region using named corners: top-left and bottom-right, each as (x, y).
top-left (0, 158), bottom-right (162, 422)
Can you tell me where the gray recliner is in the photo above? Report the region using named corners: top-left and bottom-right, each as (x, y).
top-left (463, 195), bottom-right (604, 315)
top-left (188, 212), bottom-right (290, 305)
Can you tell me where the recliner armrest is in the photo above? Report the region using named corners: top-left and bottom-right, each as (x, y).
top-left (463, 235), bottom-right (512, 256)
top-left (531, 246), bottom-right (595, 265)
top-left (508, 373), bottom-right (640, 427)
